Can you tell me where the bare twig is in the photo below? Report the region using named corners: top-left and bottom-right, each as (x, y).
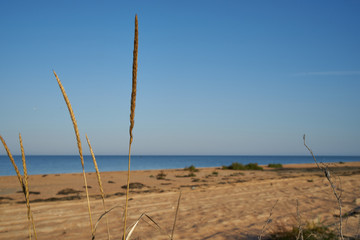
top-left (303, 134), bottom-right (344, 240)
top-left (258, 200), bottom-right (278, 240)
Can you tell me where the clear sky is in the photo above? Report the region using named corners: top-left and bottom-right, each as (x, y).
top-left (0, 1), bottom-right (359, 155)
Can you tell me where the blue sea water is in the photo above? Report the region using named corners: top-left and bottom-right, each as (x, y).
top-left (0, 155), bottom-right (359, 176)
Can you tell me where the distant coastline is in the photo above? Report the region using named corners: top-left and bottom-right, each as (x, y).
top-left (0, 155), bottom-right (359, 176)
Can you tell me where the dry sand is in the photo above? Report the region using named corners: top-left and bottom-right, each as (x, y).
top-left (1, 162), bottom-right (360, 239)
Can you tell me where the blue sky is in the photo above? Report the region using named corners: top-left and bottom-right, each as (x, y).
top-left (0, 1), bottom-right (359, 155)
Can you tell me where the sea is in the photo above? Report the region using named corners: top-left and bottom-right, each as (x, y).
top-left (0, 155), bottom-right (359, 176)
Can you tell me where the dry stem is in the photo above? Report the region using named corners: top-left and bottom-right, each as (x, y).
top-left (258, 199), bottom-right (278, 240)
top-left (53, 70), bottom-right (94, 236)
top-left (86, 134), bottom-right (110, 240)
top-left (303, 134), bottom-right (344, 240)
top-left (0, 135), bottom-right (23, 185)
top-left (20, 134), bottom-right (37, 240)
top-left (171, 191), bottom-right (182, 240)
top-left (123, 14), bottom-right (138, 240)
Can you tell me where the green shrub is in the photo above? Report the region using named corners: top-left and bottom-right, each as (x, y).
top-left (184, 165), bottom-right (199, 172)
top-left (268, 163), bottom-right (283, 169)
top-left (245, 163), bottom-right (263, 170)
top-left (222, 162), bottom-right (263, 170)
top-left (229, 162), bottom-right (245, 170)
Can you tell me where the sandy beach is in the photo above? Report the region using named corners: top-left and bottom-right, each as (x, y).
top-left (1, 161), bottom-right (360, 239)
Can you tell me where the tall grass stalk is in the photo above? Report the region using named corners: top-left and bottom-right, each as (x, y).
top-left (0, 135), bottom-right (37, 239)
top-left (86, 134), bottom-right (111, 240)
top-left (53, 70), bottom-right (94, 236)
top-left (20, 133), bottom-right (37, 240)
top-left (123, 14), bottom-right (138, 240)
top-left (0, 135), bottom-right (23, 184)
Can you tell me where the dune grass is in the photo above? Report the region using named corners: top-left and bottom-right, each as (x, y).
top-left (0, 135), bottom-right (37, 239)
top-left (53, 70), bottom-right (94, 236)
top-left (19, 133), bottom-right (35, 240)
top-left (123, 14), bottom-right (138, 240)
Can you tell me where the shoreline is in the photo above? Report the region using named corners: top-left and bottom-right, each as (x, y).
top-left (1, 155), bottom-right (359, 176)
top-left (1, 160), bottom-right (359, 177)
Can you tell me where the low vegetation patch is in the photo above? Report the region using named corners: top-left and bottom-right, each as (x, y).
top-left (121, 182), bottom-right (145, 189)
top-left (222, 162), bottom-right (263, 170)
top-left (268, 163), bottom-right (283, 169)
top-left (0, 196), bottom-right (14, 201)
top-left (156, 171), bottom-right (167, 180)
top-left (176, 173), bottom-right (197, 178)
top-left (18, 195), bottom-right (82, 204)
top-left (56, 188), bottom-right (82, 195)
top-left (16, 190), bottom-right (40, 195)
top-left (229, 172), bottom-right (245, 176)
top-left (184, 165), bottom-right (199, 172)
top-left (269, 221), bottom-right (337, 240)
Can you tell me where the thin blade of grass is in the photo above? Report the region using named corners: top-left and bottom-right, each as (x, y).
top-left (86, 134), bottom-right (111, 240)
top-left (123, 14), bottom-right (138, 240)
top-left (171, 191), bottom-right (182, 240)
top-left (125, 213), bottom-right (171, 240)
top-left (93, 205), bottom-right (124, 240)
top-left (125, 213), bottom-right (143, 240)
top-left (53, 70), bottom-right (94, 236)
